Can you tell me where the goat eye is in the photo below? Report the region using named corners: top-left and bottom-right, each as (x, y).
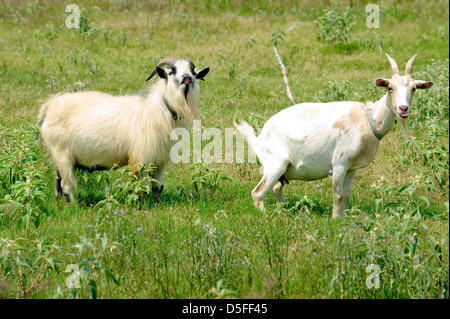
top-left (388, 87), bottom-right (394, 92)
top-left (169, 67), bottom-right (176, 75)
top-left (411, 87), bottom-right (416, 92)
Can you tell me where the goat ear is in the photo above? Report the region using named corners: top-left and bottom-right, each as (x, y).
top-left (375, 78), bottom-right (389, 88)
top-left (415, 80), bottom-right (433, 90)
top-left (196, 67), bottom-right (210, 81)
top-left (155, 66), bottom-right (167, 79)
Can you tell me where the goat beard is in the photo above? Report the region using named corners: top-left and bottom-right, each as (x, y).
top-left (165, 84), bottom-right (199, 121)
top-left (398, 117), bottom-right (410, 140)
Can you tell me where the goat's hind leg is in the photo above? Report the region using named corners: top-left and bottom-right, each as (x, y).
top-left (252, 162), bottom-right (288, 211)
top-left (54, 153), bottom-right (77, 202)
top-left (271, 175), bottom-right (289, 203)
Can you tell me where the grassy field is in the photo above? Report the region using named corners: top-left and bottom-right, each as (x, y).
top-left (0, 0), bottom-right (448, 299)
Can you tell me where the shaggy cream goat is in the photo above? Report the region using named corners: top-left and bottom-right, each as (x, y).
top-left (235, 54), bottom-right (433, 217)
top-left (39, 56), bottom-right (210, 202)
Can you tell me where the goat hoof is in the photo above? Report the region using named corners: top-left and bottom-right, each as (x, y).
top-left (152, 185), bottom-right (163, 200)
top-left (63, 194), bottom-right (70, 203)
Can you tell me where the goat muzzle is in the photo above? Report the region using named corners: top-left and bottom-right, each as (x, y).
top-left (182, 75), bottom-right (192, 85)
top-left (399, 105), bottom-right (409, 119)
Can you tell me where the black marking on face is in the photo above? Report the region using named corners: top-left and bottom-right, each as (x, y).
top-left (190, 65), bottom-right (196, 77)
top-left (169, 66), bottom-right (177, 76)
top-left (184, 82), bottom-right (190, 98)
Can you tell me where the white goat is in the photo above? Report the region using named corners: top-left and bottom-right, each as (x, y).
top-left (235, 54), bottom-right (433, 217)
top-left (38, 56), bottom-right (210, 202)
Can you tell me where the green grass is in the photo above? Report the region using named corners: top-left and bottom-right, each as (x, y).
top-left (0, 0), bottom-right (448, 299)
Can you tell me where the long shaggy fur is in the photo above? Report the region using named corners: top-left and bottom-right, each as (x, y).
top-left (39, 58), bottom-right (207, 202)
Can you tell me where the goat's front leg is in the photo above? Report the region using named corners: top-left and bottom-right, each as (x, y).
top-left (55, 170), bottom-right (63, 198)
top-left (151, 166), bottom-right (165, 200)
top-left (341, 169), bottom-right (357, 214)
top-left (331, 165), bottom-right (349, 218)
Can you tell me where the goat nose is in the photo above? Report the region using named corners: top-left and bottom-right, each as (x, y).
top-left (399, 105), bottom-right (408, 111)
top-left (182, 75), bottom-right (192, 85)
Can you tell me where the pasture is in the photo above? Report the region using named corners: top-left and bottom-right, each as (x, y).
top-left (0, 0), bottom-right (448, 299)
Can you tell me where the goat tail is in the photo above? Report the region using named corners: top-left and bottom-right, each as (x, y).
top-left (37, 100), bottom-right (50, 127)
top-left (37, 94), bottom-right (62, 127)
top-left (234, 120), bottom-right (258, 154)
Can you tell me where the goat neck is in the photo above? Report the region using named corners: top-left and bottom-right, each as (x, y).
top-left (368, 94), bottom-right (397, 139)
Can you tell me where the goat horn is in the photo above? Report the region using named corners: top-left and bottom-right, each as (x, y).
top-left (183, 56), bottom-right (196, 69)
top-left (385, 53), bottom-right (399, 75)
top-left (146, 56), bottom-right (178, 81)
top-left (405, 54), bottom-right (417, 76)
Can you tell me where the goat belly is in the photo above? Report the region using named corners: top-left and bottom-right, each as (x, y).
top-left (284, 162), bottom-right (332, 181)
top-left (72, 142), bottom-right (129, 169)
top-left (284, 132), bottom-right (335, 181)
